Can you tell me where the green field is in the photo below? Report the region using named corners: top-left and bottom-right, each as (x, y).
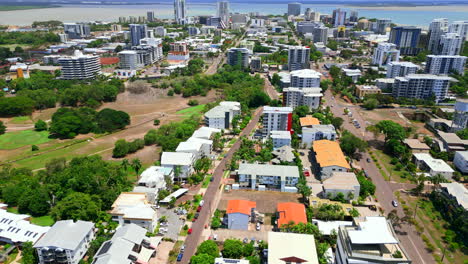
top-left (0, 5), bottom-right (57, 11)
top-left (6, 207), bottom-right (55, 226)
top-left (10, 116), bottom-right (31, 124)
top-left (0, 130), bottom-right (51, 150)
top-left (176, 104), bottom-right (206, 117)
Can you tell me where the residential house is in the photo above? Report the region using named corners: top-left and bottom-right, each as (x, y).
top-left (403, 139), bottom-right (431, 153)
top-left (413, 153), bottom-right (454, 179)
top-left (454, 151), bottom-right (468, 173)
top-left (133, 166), bottom-right (173, 202)
top-left (276, 202), bottom-right (307, 228)
top-left (238, 163), bottom-right (300, 192)
top-left (439, 182), bottom-right (468, 210)
top-left (34, 220), bottom-right (95, 264)
top-left (92, 224), bottom-right (160, 264)
top-left (0, 209), bottom-right (50, 245)
top-left (302, 125), bottom-right (337, 148)
top-left (271, 145), bottom-right (295, 164)
top-left (269, 130), bottom-right (292, 149)
top-left (161, 152), bottom-right (194, 180)
top-left (268, 232), bottom-right (319, 264)
top-left (342, 68), bottom-right (362, 83)
top-left (438, 131), bottom-right (467, 152)
top-left (336, 217), bottom-right (412, 264)
top-left (312, 140), bottom-right (350, 179)
top-left (176, 141), bottom-right (204, 160)
top-left (322, 172), bottom-right (360, 201)
top-left (109, 192), bottom-right (158, 232)
top-left (226, 200), bottom-right (256, 230)
top-left (299, 115), bottom-right (320, 128)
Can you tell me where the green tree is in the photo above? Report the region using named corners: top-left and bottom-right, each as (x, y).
top-left (242, 243), bottom-right (255, 257)
top-left (196, 240), bottom-right (219, 257)
top-left (34, 119), bottom-right (47, 131)
top-left (21, 242), bottom-right (38, 264)
top-left (144, 129), bottom-right (158, 145)
top-left (363, 98), bottom-right (378, 110)
top-left (375, 120), bottom-right (406, 142)
top-left (222, 239), bottom-right (244, 259)
top-left (131, 158), bottom-right (142, 175)
top-left (95, 108), bottom-right (130, 133)
top-left (340, 130), bottom-right (368, 156)
top-left (112, 139), bottom-right (129, 158)
top-left (121, 159), bottom-right (129, 171)
top-left (296, 178), bottom-right (311, 204)
top-left (51, 192), bottom-right (101, 222)
top-left (190, 253), bottom-right (215, 264)
top-left (0, 121), bottom-right (6, 134)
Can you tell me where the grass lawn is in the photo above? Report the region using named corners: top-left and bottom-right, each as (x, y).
top-left (0, 130), bottom-right (52, 150)
top-left (202, 174), bottom-right (212, 188)
top-left (0, 44), bottom-right (31, 51)
top-left (10, 116), bottom-right (32, 124)
top-left (168, 241), bottom-right (184, 264)
top-left (4, 248), bottom-right (18, 264)
top-left (176, 104), bottom-right (206, 117)
top-left (31, 215), bottom-right (55, 226)
top-left (372, 149), bottom-right (410, 183)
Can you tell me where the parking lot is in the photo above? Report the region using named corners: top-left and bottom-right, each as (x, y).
top-left (218, 190), bottom-right (301, 214)
top-left (209, 223), bottom-right (271, 243)
top-left (158, 207), bottom-right (185, 240)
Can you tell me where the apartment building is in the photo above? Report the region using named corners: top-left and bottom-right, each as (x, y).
top-left (34, 220), bottom-right (95, 264)
top-left (238, 163), bottom-right (300, 192)
top-left (227, 48), bottom-right (250, 68)
top-left (392, 74), bottom-right (452, 103)
top-left (389, 26), bottom-right (421, 55)
top-left (413, 153), bottom-right (454, 179)
top-left (355, 85), bottom-right (381, 99)
top-left (386, 61), bottom-right (419, 78)
top-left (452, 98), bottom-right (468, 131)
top-left (160, 152), bottom-right (194, 179)
top-left (167, 41), bottom-right (190, 61)
top-left (288, 46), bottom-right (311, 71)
top-left (109, 193), bottom-right (158, 232)
top-left (302, 125), bottom-right (336, 148)
top-left (312, 140), bottom-right (350, 179)
top-left (63, 23), bottom-right (91, 39)
top-left (58, 50), bottom-right (100, 80)
top-left (425, 55), bottom-right (466, 75)
top-left (262, 106), bottom-right (293, 136)
top-left (269, 130), bottom-right (292, 149)
top-left (283, 87), bottom-right (322, 110)
top-left (290, 69), bottom-right (322, 88)
top-left (204, 101), bottom-right (241, 129)
top-left (372, 43), bottom-right (400, 67)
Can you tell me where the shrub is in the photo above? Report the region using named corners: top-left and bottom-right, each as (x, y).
top-left (188, 99), bottom-right (199, 106)
top-left (113, 139), bottom-right (129, 158)
top-left (153, 119), bottom-right (160, 126)
top-left (34, 120), bottom-right (48, 131)
top-left (31, 145), bottom-right (39, 151)
top-left (167, 89), bottom-right (174, 96)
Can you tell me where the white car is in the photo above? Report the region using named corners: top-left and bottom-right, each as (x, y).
top-left (256, 222), bottom-right (261, 231)
top-left (392, 200), bottom-right (398, 207)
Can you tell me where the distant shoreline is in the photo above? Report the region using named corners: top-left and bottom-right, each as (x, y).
top-left (0, 5), bottom-right (60, 12)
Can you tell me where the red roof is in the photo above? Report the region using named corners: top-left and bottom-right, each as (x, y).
top-left (280, 256), bottom-right (308, 263)
top-left (100, 57), bottom-right (119, 65)
top-left (227, 200), bottom-right (256, 216)
top-left (277, 202), bottom-right (307, 227)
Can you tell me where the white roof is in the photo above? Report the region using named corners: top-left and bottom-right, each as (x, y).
top-left (263, 106), bottom-right (293, 114)
top-left (110, 193), bottom-right (156, 221)
top-left (388, 61), bottom-right (419, 67)
top-left (268, 232), bottom-right (318, 264)
top-left (290, 69), bottom-right (322, 79)
top-left (413, 153), bottom-right (454, 173)
top-left (0, 209), bottom-right (50, 244)
top-left (176, 141), bottom-right (203, 153)
top-left (312, 219), bottom-right (353, 235)
top-left (238, 163), bottom-right (300, 179)
top-left (192, 127), bottom-right (221, 139)
top-left (138, 166), bottom-right (171, 188)
top-left (348, 217), bottom-right (398, 244)
top-left (440, 182), bottom-right (468, 209)
top-left (343, 68), bottom-right (362, 75)
top-left (161, 152), bottom-right (194, 166)
top-left (187, 137), bottom-right (212, 145)
top-left (34, 220), bottom-right (94, 249)
top-left (160, 188), bottom-right (189, 203)
top-left (270, 130), bottom-right (291, 140)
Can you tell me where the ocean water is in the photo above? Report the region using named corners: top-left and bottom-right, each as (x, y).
top-left (0, 3), bottom-right (467, 27)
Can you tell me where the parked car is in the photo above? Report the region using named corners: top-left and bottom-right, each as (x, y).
top-left (199, 200), bottom-right (205, 207)
top-left (188, 228), bottom-right (192, 234)
top-left (256, 222), bottom-right (261, 231)
top-left (366, 158), bottom-right (371, 163)
top-left (181, 245), bottom-right (185, 252)
top-left (194, 213), bottom-right (200, 219)
top-left (392, 200), bottom-right (398, 207)
top-left (177, 253), bottom-right (183, 262)
top-left (197, 206), bottom-right (202, 212)
top-left (243, 238), bottom-right (249, 243)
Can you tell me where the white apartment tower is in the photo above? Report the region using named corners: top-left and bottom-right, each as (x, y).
top-left (129, 24), bottom-right (148, 46)
top-left (262, 106), bottom-right (293, 136)
top-left (372, 43), bottom-right (400, 67)
top-left (428, 18), bottom-right (448, 53)
top-left (58, 51), bottom-right (100, 80)
top-left (439, 33), bottom-right (463, 55)
top-left (217, 1), bottom-right (230, 26)
top-left (425, 55), bottom-right (467, 75)
top-left (288, 2), bottom-right (302, 16)
top-left (392, 74), bottom-right (452, 103)
top-left (288, 46), bottom-right (311, 71)
top-left (174, 0), bottom-right (187, 25)
top-left (449, 20), bottom-right (468, 41)
top-left (386, 61), bottom-right (419, 78)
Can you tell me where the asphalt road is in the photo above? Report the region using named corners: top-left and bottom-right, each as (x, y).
top-left (180, 107), bottom-right (263, 264)
top-left (323, 90), bottom-right (434, 264)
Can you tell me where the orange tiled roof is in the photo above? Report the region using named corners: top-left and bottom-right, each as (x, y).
top-left (227, 200), bottom-right (256, 216)
top-left (313, 140), bottom-right (350, 169)
top-left (300, 116), bottom-right (320, 127)
top-left (277, 202), bottom-right (307, 227)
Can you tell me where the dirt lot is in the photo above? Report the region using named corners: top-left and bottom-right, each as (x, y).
top-left (218, 190), bottom-right (302, 214)
top-left (359, 108), bottom-right (434, 136)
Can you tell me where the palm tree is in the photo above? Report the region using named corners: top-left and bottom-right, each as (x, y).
top-left (130, 158), bottom-right (142, 176)
top-left (413, 174), bottom-right (426, 196)
top-left (174, 165), bottom-right (182, 183)
top-left (120, 159), bottom-right (129, 171)
top-left (387, 209), bottom-right (402, 228)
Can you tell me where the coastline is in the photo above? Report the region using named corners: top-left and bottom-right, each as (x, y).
top-left (344, 4), bottom-right (468, 12)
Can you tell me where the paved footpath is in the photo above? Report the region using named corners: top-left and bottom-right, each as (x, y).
top-left (180, 107), bottom-right (263, 264)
